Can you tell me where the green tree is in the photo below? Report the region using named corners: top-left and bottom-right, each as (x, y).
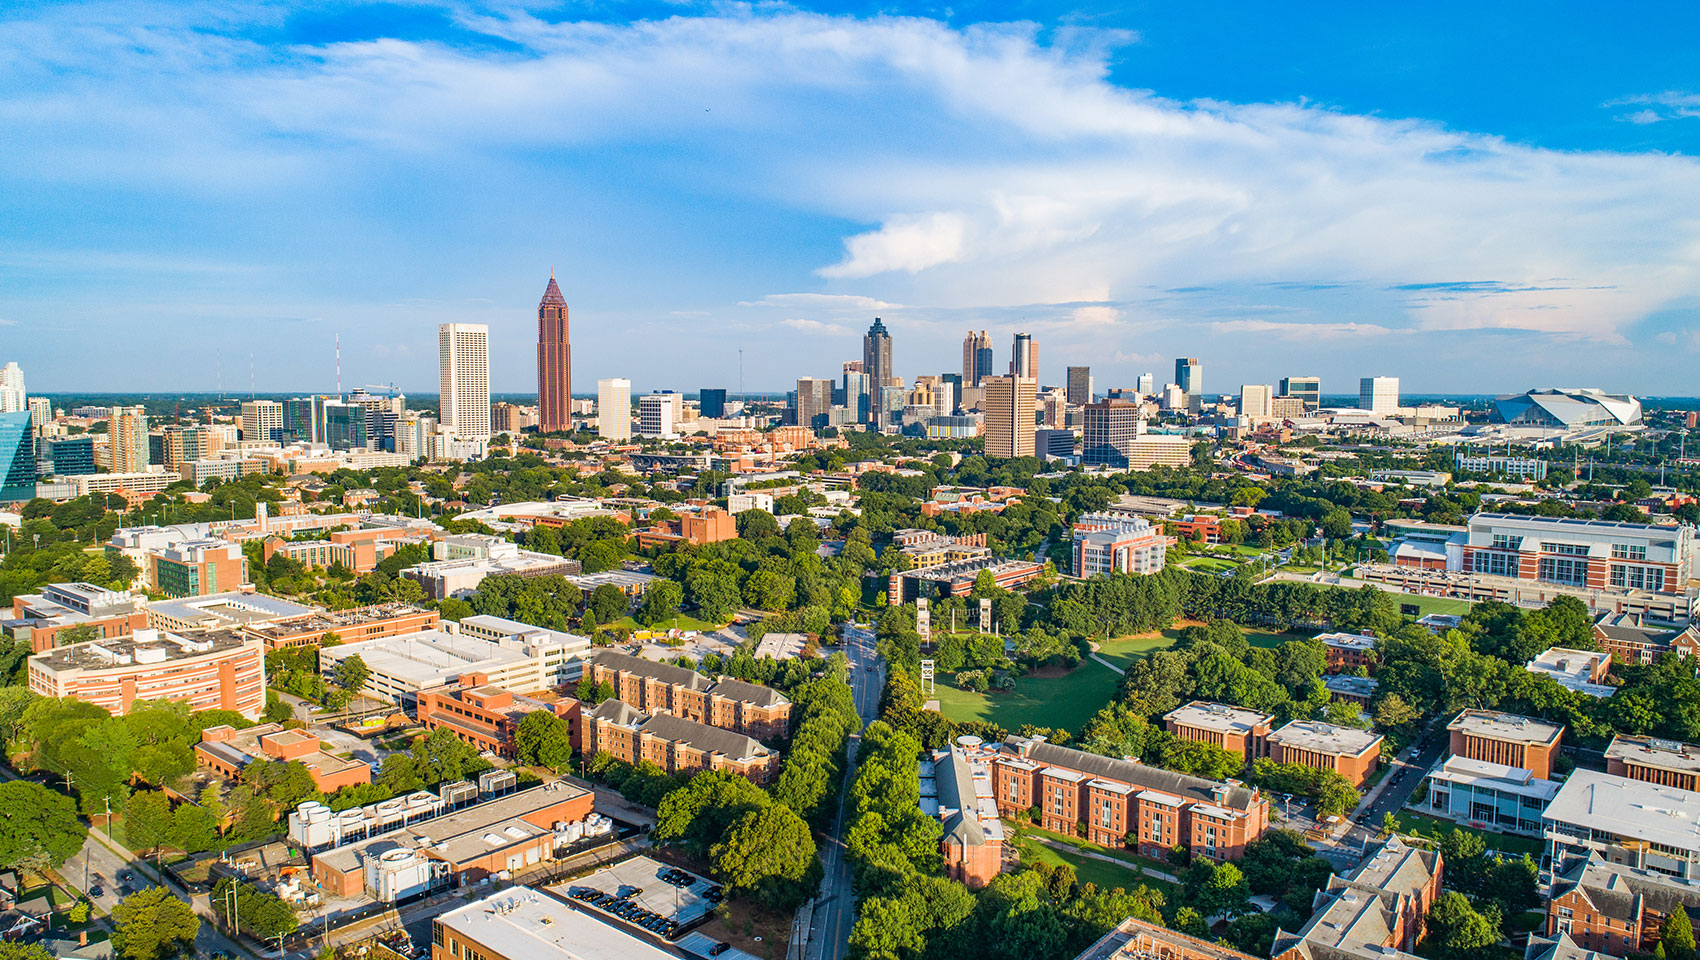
top-left (637, 579), bottom-right (684, 626)
top-left (212, 878), bottom-right (299, 941)
top-left (514, 710), bottom-right (573, 772)
top-left (709, 802), bottom-right (821, 909)
top-left (0, 943), bottom-right (53, 960)
top-left (1661, 906), bottom-right (1697, 960)
top-left (111, 887), bottom-right (201, 960)
top-left (125, 790), bottom-right (175, 859)
top-left (588, 584), bottom-right (628, 624)
top-left (332, 654), bottom-right (371, 699)
top-left (0, 781), bottom-right (86, 870)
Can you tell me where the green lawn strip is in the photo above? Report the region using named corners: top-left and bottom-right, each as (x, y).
top-left (611, 614), bottom-right (728, 634)
top-left (1010, 827), bottom-right (1176, 897)
top-left (1393, 811), bottom-right (1542, 856)
top-left (1093, 626), bottom-right (1299, 672)
top-left (933, 660), bottom-right (1124, 733)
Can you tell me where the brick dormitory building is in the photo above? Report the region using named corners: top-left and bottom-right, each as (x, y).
top-left (586, 650), bottom-right (793, 739)
top-left (1547, 856), bottom-right (1700, 957)
top-left (581, 698), bottom-right (780, 784)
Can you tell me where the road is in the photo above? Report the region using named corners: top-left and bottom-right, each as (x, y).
top-left (1310, 724), bottom-right (1447, 872)
top-left (804, 624), bottom-right (884, 960)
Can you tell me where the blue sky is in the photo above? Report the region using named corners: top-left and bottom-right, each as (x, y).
top-left (3, 0), bottom-right (1699, 396)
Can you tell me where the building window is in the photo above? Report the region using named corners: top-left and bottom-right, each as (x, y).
top-left (1610, 564), bottom-right (1665, 591)
top-left (1491, 534), bottom-right (1524, 551)
top-left (1478, 552), bottom-right (1517, 577)
top-left (1537, 556), bottom-right (1587, 586)
top-left (1545, 543), bottom-right (1590, 557)
top-left (1611, 544), bottom-right (1648, 561)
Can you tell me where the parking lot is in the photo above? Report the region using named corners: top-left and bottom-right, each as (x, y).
top-left (549, 855), bottom-right (723, 940)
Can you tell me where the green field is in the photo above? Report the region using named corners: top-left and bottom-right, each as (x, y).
top-left (1179, 556), bottom-right (1237, 574)
top-left (1397, 596), bottom-right (1475, 617)
top-left (933, 661), bottom-right (1123, 733)
top-left (1009, 828), bottom-right (1175, 896)
top-left (1093, 626), bottom-right (1302, 672)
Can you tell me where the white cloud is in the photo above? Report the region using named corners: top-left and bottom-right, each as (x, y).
top-left (737, 293), bottom-right (903, 311)
top-left (1605, 91), bottom-right (1700, 124)
top-left (778, 317), bottom-right (849, 334)
top-left (819, 212), bottom-right (968, 278)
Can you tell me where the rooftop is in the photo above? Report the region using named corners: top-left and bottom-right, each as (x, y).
top-left (1315, 632), bottom-right (1377, 652)
top-left (147, 591), bottom-right (317, 628)
top-left (31, 627), bottom-right (256, 672)
top-left (1605, 734), bottom-right (1700, 776)
top-left (1269, 720), bottom-right (1383, 757)
top-left (1543, 769), bottom-right (1700, 853)
top-left (242, 603), bottom-right (435, 640)
top-left (1075, 918), bottom-right (1264, 960)
top-left (319, 630), bottom-right (540, 686)
top-left (1164, 701), bottom-right (1272, 736)
top-left (434, 887), bottom-right (677, 960)
top-left (1448, 709), bottom-right (1565, 746)
top-left (1424, 756), bottom-right (1562, 800)
top-left (317, 781), bottom-right (590, 872)
top-left (1324, 675), bottom-right (1380, 698)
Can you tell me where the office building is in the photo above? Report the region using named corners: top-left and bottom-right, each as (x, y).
top-left (794, 377), bottom-right (834, 430)
top-left (1492, 388), bottom-right (1642, 430)
top-left (1081, 399), bottom-right (1140, 467)
top-left (595, 378), bottom-right (631, 441)
top-left (198, 722), bottom-right (369, 793)
top-left (1164, 701), bottom-right (1272, 763)
top-left (1010, 332), bottom-right (1036, 378)
top-left (418, 683), bottom-right (580, 759)
top-left (240, 400), bottom-right (283, 442)
top-left (241, 603), bottom-right (442, 651)
top-left (638, 393), bottom-right (678, 438)
top-left (963, 330), bottom-right (994, 387)
top-left (439, 323), bottom-right (491, 439)
top-left (1239, 384), bottom-right (1273, 420)
top-left (149, 539), bottom-right (248, 598)
top-left (0, 412), bottom-right (32, 502)
top-left (1359, 376), bottom-right (1400, 415)
top-left (1605, 735), bottom-right (1700, 792)
top-left (583, 698), bottom-right (780, 783)
top-left (108, 405), bottom-right (149, 473)
top-left (863, 317), bottom-right (893, 388)
top-left (430, 885), bottom-right (681, 960)
top-left (988, 734), bottom-right (1269, 859)
top-left (1071, 512), bottom-right (1168, 578)
top-left (536, 273), bottom-right (573, 433)
top-left (982, 375), bottom-right (1036, 458)
top-left (1135, 373), bottom-right (1155, 395)
top-left (318, 625), bottom-right (585, 707)
top-left (1280, 376), bottom-right (1322, 411)
top-left (1414, 755), bottom-right (1559, 837)
top-left (322, 400), bottom-right (369, 451)
top-left (1035, 428), bottom-right (1075, 458)
top-left (282, 396), bottom-right (320, 443)
top-left (27, 396), bottom-right (51, 432)
top-left (8, 582), bottom-right (149, 653)
top-left (1543, 769), bottom-right (1700, 881)
top-left (1066, 365), bottom-right (1092, 405)
top-left (698, 388), bottom-right (727, 419)
top-left (1267, 720), bottom-right (1384, 787)
top-left (1461, 513), bottom-right (1695, 594)
top-left (27, 628), bottom-right (267, 720)
top-left (1447, 710), bottom-right (1565, 780)
top-left (1547, 857), bottom-right (1700, 958)
top-left (1175, 357), bottom-right (1202, 397)
top-left (587, 651), bottom-right (792, 740)
top-left (0, 363), bottom-right (22, 414)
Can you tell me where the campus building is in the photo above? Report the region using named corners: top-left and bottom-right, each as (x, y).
top-left (240, 603), bottom-right (442, 650)
top-left (1317, 632), bottom-right (1379, 673)
top-left (1078, 918), bottom-right (1266, 960)
top-left (1070, 513), bottom-right (1169, 578)
top-left (1266, 721), bottom-right (1383, 788)
top-left (431, 886), bottom-right (679, 960)
top-left (1542, 769), bottom-right (1700, 882)
top-left (417, 684), bottom-right (581, 760)
top-left (1272, 836), bottom-right (1442, 960)
top-left (144, 590), bottom-right (317, 633)
top-left (1413, 756), bottom-right (1560, 837)
top-left (7, 582), bottom-right (149, 653)
top-left (587, 651), bottom-right (793, 740)
top-left (987, 735), bottom-right (1269, 860)
top-left (1591, 613), bottom-right (1700, 666)
top-left (922, 739), bottom-right (1006, 890)
top-left (147, 538), bottom-right (248, 598)
top-left (1447, 710), bottom-right (1566, 780)
top-left (1461, 514), bottom-right (1694, 596)
top-left (318, 626), bottom-right (586, 707)
top-left (581, 699), bottom-right (780, 784)
top-left (1604, 735), bottom-right (1700, 792)
top-left (27, 628), bottom-right (267, 720)
top-left (196, 723), bottom-right (370, 793)
top-left (1163, 701), bottom-right (1273, 763)
top-left (1526, 647), bottom-right (1616, 698)
top-left (1547, 856), bottom-right (1700, 958)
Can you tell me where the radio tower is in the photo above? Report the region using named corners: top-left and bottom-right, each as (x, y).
top-left (336, 335), bottom-right (342, 399)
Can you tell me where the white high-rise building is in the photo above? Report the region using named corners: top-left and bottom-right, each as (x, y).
top-left (438, 324), bottom-right (491, 440)
top-left (240, 400), bottom-right (283, 443)
top-left (638, 393), bottom-right (679, 438)
top-left (27, 397), bottom-right (51, 432)
top-left (1239, 384), bottom-right (1273, 420)
top-left (1136, 373), bottom-right (1155, 396)
top-left (597, 378), bottom-right (632, 441)
top-left (0, 362), bottom-right (24, 414)
top-left (1359, 376), bottom-right (1400, 415)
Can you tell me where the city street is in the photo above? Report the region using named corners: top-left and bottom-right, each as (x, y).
top-left (804, 623), bottom-right (883, 960)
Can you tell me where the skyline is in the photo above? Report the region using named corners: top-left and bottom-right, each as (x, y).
top-left (4, 2), bottom-right (1700, 394)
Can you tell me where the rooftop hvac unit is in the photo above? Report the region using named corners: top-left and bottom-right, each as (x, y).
top-left (478, 770), bottom-right (517, 795)
top-left (440, 780), bottom-right (477, 806)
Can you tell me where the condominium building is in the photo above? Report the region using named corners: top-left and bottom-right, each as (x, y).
top-left (1164, 701), bottom-right (1272, 762)
top-left (439, 323), bottom-right (491, 440)
top-left (988, 734), bottom-right (1268, 859)
top-left (983, 375), bottom-right (1036, 458)
top-left (8, 582), bottom-right (149, 653)
top-left (148, 538), bottom-right (248, 598)
top-left (108, 405), bottom-right (149, 473)
top-left (1267, 721), bottom-right (1384, 788)
top-left (587, 651), bottom-right (792, 739)
top-left (1359, 376), bottom-right (1400, 414)
top-left (595, 378), bottom-right (631, 441)
top-left (27, 628), bottom-right (267, 720)
top-left (0, 412), bottom-right (32, 503)
top-left (1605, 735), bottom-right (1700, 792)
top-left (1448, 710), bottom-right (1565, 780)
top-left (583, 699), bottom-right (779, 784)
top-left (1543, 769), bottom-right (1700, 881)
top-left (240, 400), bottom-right (284, 442)
top-left (1071, 512), bottom-right (1168, 578)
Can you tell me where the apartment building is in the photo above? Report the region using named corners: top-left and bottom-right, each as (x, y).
top-left (418, 684), bottom-right (581, 759)
top-left (1592, 613), bottom-right (1700, 666)
top-left (1543, 770), bottom-right (1700, 881)
top-left (8, 582), bottom-right (149, 653)
top-left (1548, 856), bottom-right (1700, 958)
top-left (148, 538), bottom-right (248, 598)
top-left (1605, 734), bottom-right (1700, 792)
top-left (1163, 701), bottom-right (1273, 763)
top-left (1447, 710), bottom-right (1565, 780)
top-left (28, 628), bottom-right (267, 720)
top-left (988, 735), bottom-right (1269, 860)
top-left (582, 699), bottom-right (779, 784)
top-left (1267, 721), bottom-right (1383, 788)
top-left (197, 723), bottom-right (370, 792)
top-left (241, 603), bottom-right (441, 650)
top-left (588, 651), bottom-right (792, 739)
top-left (1317, 632), bottom-right (1378, 673)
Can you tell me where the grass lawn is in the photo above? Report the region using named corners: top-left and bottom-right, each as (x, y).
top-left (1397, 596), bottom-right (1475, 617)
top-left (1092, 625), bottom-right (1299, 672)
top-left (610, 614), bottom-right (728, 634)
top-left (1394, 811), bottom-right (1543, 856)
top-left (933, 661), bottom-right (1123, 733)
top-left (1180, 556), bottom-right (1237, 574)
top-left (1009, 828), bottom-right (1175, 896)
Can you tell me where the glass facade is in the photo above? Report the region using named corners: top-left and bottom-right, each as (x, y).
top-left (0, 412), bottom-right (32, 501)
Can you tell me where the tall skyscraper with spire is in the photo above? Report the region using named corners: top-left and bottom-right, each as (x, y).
top-left (537, 272), bottom-right (572, 433)
top-left (862, 317), bottom-right (893, 425)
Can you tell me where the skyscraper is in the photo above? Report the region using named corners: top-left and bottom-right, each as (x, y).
top-left (843, 371), bottom-right (871, 424)
top-left (240, 400), bottom-right (283, 442)
top-left (962, 331), bottom-right (993, 387)
top-left (1082, 399), bottom-right (1140, 467)
top-left (1174, 358), bottom-right (1202, 397)
top-left (795, 378), bottom-right (834, 430)
top-left (1010, 333), bottom-right (1036, 379)
top-left (0, 362), bottom-right (24, 414)
top-left (27, 397), bottom-right (51, 432)
top-left (597, 378), bottom-right (632, 441)
top-left (1067, 366), bottom-right (1092, 406)
top-left (109, 405), bottom-right (148, 473)
top-left (439, 323), bottom-right (491, 439)
top-left (983, 375), bottom-right (1037, 459)
top-left (1360, 377), bottom-right (1400, 415)
top-left (1240, 385), bottom-right (1273, 420)
top-left (0, 412), bottom-right (31, 501)
top-left (1136, 373), bottom-right (1155, 396)
top-left (699, 388), bottom-right (728, 419)
top-left (1280, 376), bottom-right (1322, 412)
top-left (536, 273), bottom-right (572, 433)
top-left (862, 318), bottom-right (893, 425)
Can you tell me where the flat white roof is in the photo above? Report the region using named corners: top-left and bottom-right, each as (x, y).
top-left (1425, 757), bottom-right (1560, 800)
top-left (1543, 769), bottom-right (1700, 853)
top-left (320, 630), bottom-right (536, 687)
top-left (1605, 735), bottom-right (1700, 776)
top-left (1315, 632), bottom-right (1377, 652)
top-left (1164, 701), bottom-right (1272, 735)
top-left (1269, 720), bottom-right (1383, 757)
top-left (1449, 710), bottom-right (1564, 746)
top-left (435, 887), bottom-right (677, 960)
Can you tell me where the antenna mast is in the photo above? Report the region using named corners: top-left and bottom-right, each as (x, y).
top-left (336, 336), bottom-right (342, 399)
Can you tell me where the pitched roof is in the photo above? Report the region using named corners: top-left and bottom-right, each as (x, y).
top-left (592, 650), bottom-right (710, 690)
top-left (589, 698), bottom-right (645, 726)
top-left (711, 677), bottom-right (790, 708)
top-left (637, 712), bottom-right (772, 762)
top-left (1006, 738), bottom-right (1259, 810)
top-left (540, 274), bottom-right (565, 305)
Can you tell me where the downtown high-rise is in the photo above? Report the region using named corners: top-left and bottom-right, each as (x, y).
top-left (597, 378), bottom-right (631, 440)
top-left (862, 318), bottom-right (893, 425)
top-left (1009, 333), bottom-right (1036, 379)
top-left (536, 273), bottom-right (573, 433)
top-left (962, 331), bottom-right (993, 387)
top-left (983, 375), bottom-right (1037, 459)
top-left (439, 323), bottom-right (490, 439)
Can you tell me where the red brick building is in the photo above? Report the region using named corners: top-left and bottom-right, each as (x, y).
top-left (1548, 857), bottom-right (1700, 957)
top-left (27, 628), bottom-right (267, 720)
top-left (988, 735), bottom-right (1268, 860)
top-left (1317, 632), bottom-right (1379, 673)
top-left (1447, 710), bottom-right (1565, 780)
top-left (242, 603), bottom-right (442, 650)
top-left (587, 651), bottom-right (792, 740)
top-left (1605, 734), bottom-right (1700, 792)
top-left (417, 684), bottom-right (581, 759)
top-left (1273, 836), bottom-right (1442, 960)
top-left (1592, 613), bottom-right (1700, 667)
top-left (583, 698), bottom-right (779, 784)
top-left (1267, 720), bottom-right (1383, 788)
top-left (197, 723), bottom-right (370, 793)
top-left (1163, 701), bottom-right (1272, 763)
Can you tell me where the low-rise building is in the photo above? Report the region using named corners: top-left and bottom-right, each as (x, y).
top-left (7, 582), bottom-right (149, 653)
top-left (1591, 612), bottom-right (1700, 666)
top-left (431, 886), bottom-right (679, 960)
top-left (145, 590), bottom-right (317, 633)
top-left (1448, 710), bottom-right (1565, 780)
top-left (632, 507), bottom-right (736, 549)
top-left (1413, 755), bottom-right (1560, 837)
top-left (1542, 769), bottom-right (1700, 881)
top-left (1076, 918), bottom-right (1266, 960)
top-left (240, 603), bottom-right (441, 650)
top-left (887, 557), bottom-right (1043, 605)
top-left (1604, 734), bottom-right (1700, 792)
top-left (1526, 647), bottom-right (1616, 698)
top-left (1317, 632), bottom-right (1378, 673)
top-left (418, 684), bottom-right (581, 759)
top-left (1324, 674), bottom-right (1379, 706)
top-left (581, 699), bottom-right (779, 784)
top-left (587, 651), bottom-right (791, 739)
top-left (1272, 836), bottom-right (1442, 960)
top-left (922, 739), bottom-right (1005, 890)
top-left (1547, 855), bottom-right (1700, 957)
top-left (1163, 701), bottom-right (1272, 762)
top-left (401, 535), bottom-right (582, 600)
top-left (196, 723), bottom-right (370, 792)
top-left (148, 538), bottom-right (248, 597)
top-left (27, 628), bottom-right (267, 720)
top-left (1267, 720), bottom-right (1383, 788)
top-left (319, 626), bottom-right (584, 707)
